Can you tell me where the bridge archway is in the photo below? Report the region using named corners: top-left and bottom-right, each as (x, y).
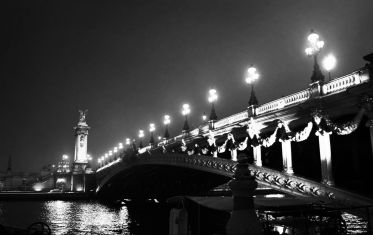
top-left (96, 154), bottom-right (234, 199)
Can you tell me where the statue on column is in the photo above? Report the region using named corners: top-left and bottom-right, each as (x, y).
top-left (78, 110), bottom-right (88, 123)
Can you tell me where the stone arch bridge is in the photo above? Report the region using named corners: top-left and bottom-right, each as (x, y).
top-left (95, 62), bottom-right (373, 208)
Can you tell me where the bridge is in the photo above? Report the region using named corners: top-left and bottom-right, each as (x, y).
top-left (95, 56), bottom-right (373, 209)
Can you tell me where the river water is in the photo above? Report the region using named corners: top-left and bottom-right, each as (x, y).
top-left (0, 200), bottom-right (170, 234)
top-left (0, 199), bottom-right (369, 234)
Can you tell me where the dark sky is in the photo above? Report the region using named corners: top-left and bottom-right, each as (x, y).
top-left (1, 0), bottom-right (373, 172)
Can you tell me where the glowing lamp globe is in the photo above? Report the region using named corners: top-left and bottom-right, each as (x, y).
top-left (322, 54), bottom-right (337, 72)
top-left (139, 130), bottom-right (144, 138)
top-left (149, 123), bottom-right (155, 132)
top-left (164, 115), bottom-right (171, 125)
top-left (208, 89), bottom-right (218, 103)
top-left (182, 104), bottom-right (190, 116)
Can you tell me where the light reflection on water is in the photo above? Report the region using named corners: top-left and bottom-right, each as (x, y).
top-left (0, 200), bottom-right (131, 235)
top-left (342, 212), bottom-right (368, 234)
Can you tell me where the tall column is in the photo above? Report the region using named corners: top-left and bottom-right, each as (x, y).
top-left (281, 140), bottom-right (294, 174)
top-left (253, 146), bottom-right (262, 167)
top-left (71, 110), bottom-right (90, 192)
top-left (318, 133), bottom-right (334, 186)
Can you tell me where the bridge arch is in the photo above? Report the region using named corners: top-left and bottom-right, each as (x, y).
top-left (96, 154), bottom-right (235, 199)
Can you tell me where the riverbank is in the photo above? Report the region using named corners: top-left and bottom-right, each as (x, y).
top-left (0, 192), bottom-right (94, 201)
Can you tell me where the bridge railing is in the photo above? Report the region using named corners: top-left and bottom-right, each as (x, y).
top-left (256, 89), bottom-right (311, 115)
top-left (214, 111), bottom-right (248, 129)
top-left (255, 68), bottom-right (370, 116)
top-left (322, 69), bottom-right (370, 95)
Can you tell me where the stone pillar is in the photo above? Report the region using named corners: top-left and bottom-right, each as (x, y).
top-left (70, 173), bottom-right (74, 191)
top-left (253, 146), bottom-right (262, 167)
top-left (72, 110), bottom-right (90, 192)
top-left (281, 140), bottom-right (294, 174)
top-left (318, 133), bottom-right (334, 186)
top-left (231, 149), bottom-right (237, 161)
top-left (226, 153), bottom-right (262, 235)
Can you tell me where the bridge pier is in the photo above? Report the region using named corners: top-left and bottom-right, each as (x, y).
top-left (318, 133), bottom-right (334, 186)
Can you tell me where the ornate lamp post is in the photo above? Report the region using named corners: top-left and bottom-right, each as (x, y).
top-left (181, 103), bottom-right (191, 134)
top-left (322, 54), bottom-right (337, 81)
top-left (104, 153), bottom-right (108, 164)
top-left (163, 115), bottom-right (171, 139)
top-left (202, 113), bottom-right (207, 122)
top-left (138, 130), bottom-right (144, 148)
top-left (245, 65), bottom-right (260, 109)
top-left (118, 142), bottom-right (123, 150)
top-left (305, 29), bottom-right (325, 83)
top-left (108, 150), bottom-right (113, 162)
top-left (125, 138), bottom-right (131, 148)
top-left (208, 89), bottom-right (218, 129)
top-left (149, 123), bottom-right (155, 146)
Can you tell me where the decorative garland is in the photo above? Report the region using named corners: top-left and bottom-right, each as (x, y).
top-left (174, 103), bottom-right (369, 157)
top-left (292, 122), bottom-right (313, 142)
top-left (262, 128), bottom-right (278, 147)
top-left (313, 107), bottom-right (365, 136)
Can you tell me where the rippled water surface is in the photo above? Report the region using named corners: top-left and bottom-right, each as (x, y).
top-left (0, 200), bottom-right (169, 234)
top-left (0, 200), bottom-right (369, 234)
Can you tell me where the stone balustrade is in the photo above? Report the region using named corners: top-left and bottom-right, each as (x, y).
top-left (256, 89), bottom-right (311, 115)
top-left (214, 111), bottom-right (248, 129)
top-left (322, 69), bottom-right (370, 95)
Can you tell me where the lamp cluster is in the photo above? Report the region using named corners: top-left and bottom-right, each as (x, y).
top-left (305, 30), bottom-right (337, 81)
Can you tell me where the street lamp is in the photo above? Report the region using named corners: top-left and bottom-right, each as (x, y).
top-left (62, 154), bottom-right (69, 160)
top-left (322, 54), bottom-right (337, 81)
top-left (125, 138), bottom-right (131, 146)
top-left (245, 65), bottom-right (260, 106)
top-left (149, 123), bottom-right (155, 146)
top-left (118, 142), bottom-right (123, 149)
top-left (163, 115), bottom-right (171, 139)
top-left (181, 103), bottom-right (190, 133)
top-left (305, 29), bottom-right (325, 83)
top-left (202, 113), bottom-right (207, 122)
top-left (138, 130), bottom-right (144, 148)
top-left (208, 89), bottom-right (218, 129)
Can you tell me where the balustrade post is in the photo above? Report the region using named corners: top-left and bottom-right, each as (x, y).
top-left (281, 140), bottom-right (294, 174)
top-left (253, 146), bottom-right (262, 167)
top-left (318, 133), bottom-right (334, 186)
top-left (309, 81), bottom-right (322, 98)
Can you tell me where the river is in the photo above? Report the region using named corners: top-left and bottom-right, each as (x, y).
top-left (0, 199), bottom-right (369, 234)
top-left (0, 199), bottom-right (170, 234)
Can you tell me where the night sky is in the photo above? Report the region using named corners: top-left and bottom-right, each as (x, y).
top-left (1, 1), bottom-right (373, 172)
